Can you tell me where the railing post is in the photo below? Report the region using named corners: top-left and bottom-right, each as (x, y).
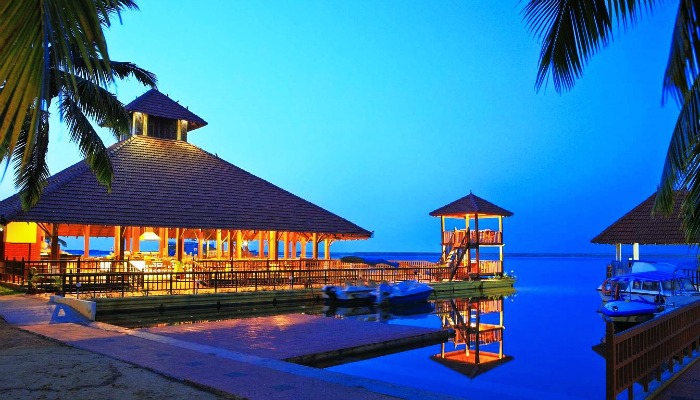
top-left (606, 321), bottom-right (616, 400)
top-left (255, 271), bottom-right (258, 291)
top-left (122, 274), bottom-right (126, 297)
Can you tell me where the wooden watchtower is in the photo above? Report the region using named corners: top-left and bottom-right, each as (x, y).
top-left (429, 193), bottom-right (513, 280)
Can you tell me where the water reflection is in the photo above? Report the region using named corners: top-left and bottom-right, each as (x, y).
top-left (431, 296), bottom-right (513, 378)
top-left (322, 294), bottom-right (514, 378)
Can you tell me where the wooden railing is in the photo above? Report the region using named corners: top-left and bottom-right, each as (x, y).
top-left (441, 229), bottom-right (503, 246)
top-left (605, 300), bottom-right (700, 399)
top-left (3, 263), bottom-right (454, 298)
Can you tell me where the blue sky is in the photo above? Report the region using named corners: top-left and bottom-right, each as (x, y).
top-left (1, 2), bottom-right (691, 255)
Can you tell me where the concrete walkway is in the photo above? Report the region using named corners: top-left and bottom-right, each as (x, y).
top-left (0, 295), bottom-right (460, 400)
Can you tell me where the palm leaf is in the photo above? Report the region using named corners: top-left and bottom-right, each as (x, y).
top-left (655, 72), bottom-right (700, 240)
top-left (57, 93), bottom-right (114, 190)
top-left (662, 1), bottom-right (700, 106)
top-left (12, 110), bottom-right (50, 210)
top-left (524, 0), bottom-right (657, 92)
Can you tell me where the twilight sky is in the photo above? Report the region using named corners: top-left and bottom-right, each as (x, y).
top-left (1, 2), bottom-right (690, 255)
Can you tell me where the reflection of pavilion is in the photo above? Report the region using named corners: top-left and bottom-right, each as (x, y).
top-left (431, 297), bottom-right (513, 378)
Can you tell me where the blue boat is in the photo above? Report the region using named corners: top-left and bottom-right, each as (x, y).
top-left (599, 300), bottom-right (660, 324)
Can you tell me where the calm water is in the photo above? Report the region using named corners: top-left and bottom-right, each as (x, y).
top-left (100, 253), bottom-right (696, 399)
top-left (325, 254), bottom-right (693, 400)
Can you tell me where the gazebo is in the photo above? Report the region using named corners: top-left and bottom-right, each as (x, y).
top-left (0, 89), bottom-right (372, 265)
top-left (429, 192), bottom-right (513, 278)
top-left (591, 191), bottom-right (694, 261)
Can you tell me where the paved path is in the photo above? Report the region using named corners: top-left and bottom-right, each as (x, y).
top-left (0, 295), bottom-right (460, 400)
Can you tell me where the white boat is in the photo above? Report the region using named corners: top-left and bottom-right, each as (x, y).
top-left (376, 280), bottom-right (434, 305)
top-left (598, 271), bottom-right (700, 307)
top-left (321, 281), bottom-right (377, 304)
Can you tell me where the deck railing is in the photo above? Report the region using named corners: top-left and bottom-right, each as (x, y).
top-left (441, 229), bottom-right (503, 246)
top-left (605, 300), bottom-right (700, 399)
top-left (1, 259), bottom-right (454, 297)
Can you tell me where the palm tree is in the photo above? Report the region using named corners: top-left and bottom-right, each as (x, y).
top-left (524, 0), bottom-right (700, 240)
top-left (0, 0), bottom-right (156, 209)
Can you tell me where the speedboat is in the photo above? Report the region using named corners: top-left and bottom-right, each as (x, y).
top-left (599, 300), bottom-right (660, 324)
top-left (321, 281), bottom-right (377, 304)
top-left (598, 271), bottom-right (700, 307)
top-left (376, 280), bottom-right (434, 305)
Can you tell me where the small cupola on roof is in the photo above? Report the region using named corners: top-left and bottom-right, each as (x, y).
top-left (124, 89), bottom-right (207, 142)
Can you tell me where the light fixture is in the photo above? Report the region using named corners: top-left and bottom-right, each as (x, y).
top-left (139, 229), bottom-right (161, 241)
top-left (0, 215), bottom-right (7, 232)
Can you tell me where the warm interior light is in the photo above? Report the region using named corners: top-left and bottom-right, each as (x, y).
top-left (139, 230), bottom-right (161, 241)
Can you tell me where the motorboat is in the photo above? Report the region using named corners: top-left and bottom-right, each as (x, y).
top-left (598, 271), bottom-right (700, 307)
top-left (599, 300), bottom-right (660, 324)
top-left (376, 280), bottom-right (434, 305)
top-left (321, 281), bottom-right (377, 304)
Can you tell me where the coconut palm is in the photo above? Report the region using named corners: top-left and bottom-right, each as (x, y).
top-left (0, 0), bottom-right (156, 209)
top-left (524, 0), bottom-right (700, 240)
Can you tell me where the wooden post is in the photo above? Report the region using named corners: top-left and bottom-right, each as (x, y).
top-left (283, 232), bottom-right (289, 259)
top-left (258, 231), bottom-right (265, 259)
top-left (324, 239), bottom-right (331, 260)
top-left (236, 230), bottom-right (243, 259)
top-left (440, 216), bottom-right (446, 257)
top-left (615, 243), bottom-right (622, 262)
top-left (499, 216), bottom-right (504, 274)
top-left (216, 229), bottom-right (222, 258)
top-left (632, 243), bottom-right (640, 260)
top-left (113, 226), bottom-right (120, 258)
top-left (133, 227), bottom-right (140, 253)
top-left (269, 231), bottom-right (278, 260)
top-left (118, 226), bottom-right (125, 261)
top-left (51, 224), bottom-right (60, 260)
top-left (83, 225), bottom-right (91, 258)
top-left (312, 233), bottom-right (318, 259)
top-left (605, 322), bottom-right (616, 400)
top-left (197, 229), bottom-right (204, 258)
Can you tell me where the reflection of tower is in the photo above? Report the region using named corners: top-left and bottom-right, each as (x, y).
top-left (431, 296), bottom-right (513, 378)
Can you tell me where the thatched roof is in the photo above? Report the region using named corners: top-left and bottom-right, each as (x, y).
top-left (591, 192), bottom-right (693, 245)
top-left (430, 193), bottom-right (513, 218)
top-left (0, 136), bottom-right (371, 239)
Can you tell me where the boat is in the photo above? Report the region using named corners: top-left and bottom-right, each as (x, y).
top-left (376, 280), bottom-right (434, 305)
top-left (599, 300), bottom-right (660, 324)
top-left (598, 270), bottom-right (700, 307)
top-left (321, 281), bottom-right (377, 304)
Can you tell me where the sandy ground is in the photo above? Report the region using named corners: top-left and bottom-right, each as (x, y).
top-left (0, 319), bottom-right (240, 400)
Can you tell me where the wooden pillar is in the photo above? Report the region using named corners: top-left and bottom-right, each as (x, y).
top-left (632, 243), bottom-right (640, 260)
top-left (311, 233), bottom-right (318, 259)
top-left (179, 229), bottom-right (185, 258)
top-left (113, 226), bottom-right (120, 257)
top-left (269, 231), bottom-right (278, 260)
top-left (324, 239), bottom-right (331, 260)
top-left (83, 225), bottom-right (91, 258)
top-left (159, 228), bottom-right (167, 257)
top-left (197, 230), bottom-right (204, 258)
top-left (258, 231), bottom-right (265, 259)
top-left (228, 230), bottom-right (234, 259)
top-left (176, 228), bottom-right (182, 261)
top-left (116, 226), bottom-right (125, 260)
top-left (51, 223), bottom-right (60, 260)
top-left (134, 227), bottom-right (142, 253)
top-left (615, 243), bottom-right (622, 262)
top-left (301, 238), bottom-right (308, 258)
top-left (236, 230), bottom-right (243, 259)
top-left (498, 216), bottom-right (503, 274)
top-left (216, 229), bottom-right (222, 258)
top-left (283, 232), bottom-right (289, 259)
top-left (440, 216), bottom-right (446, 257)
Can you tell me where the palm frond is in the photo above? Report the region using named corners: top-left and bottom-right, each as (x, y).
top-left (57, 93), bottom-right (114, 190)
top-left (12, 110), bottom-right (50, 210)
top-left (663, 1), bottom-right (700, 106)
top-left (524, 0), bottom-right (657, 93)
top-left (108, 61), bottom-right (158, 88)
top-left (58, 72), bottom-right (130, 139)
top-left (655, 72), bottom-right (700, 239)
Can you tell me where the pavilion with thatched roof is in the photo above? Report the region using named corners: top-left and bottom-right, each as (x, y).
top-left (429, 192), bottom-right (513, 278)
top-left (591, 192), bottom-right (694, 261)
top-left (0, 89), bottom-right (371, 263)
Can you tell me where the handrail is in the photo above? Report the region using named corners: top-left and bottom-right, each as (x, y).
top-left (606, 300), bottom-right (700, 399)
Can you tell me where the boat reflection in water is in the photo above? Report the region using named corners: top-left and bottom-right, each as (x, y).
top-left (431, 296), bottom-right (513, 378)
